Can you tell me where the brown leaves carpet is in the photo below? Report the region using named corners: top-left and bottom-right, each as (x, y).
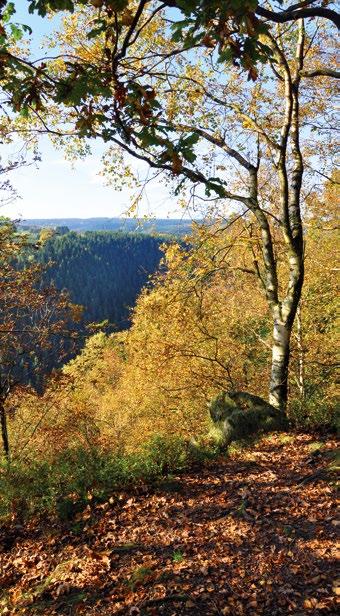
top-left (0, 434), bottom-right (338, 615)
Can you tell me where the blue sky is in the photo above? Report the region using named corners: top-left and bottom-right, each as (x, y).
top-left (2, 2), bottom-right (175, 221)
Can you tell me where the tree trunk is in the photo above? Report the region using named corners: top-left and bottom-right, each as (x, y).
top-left (269, 317), bottom-right (291, 412)
top-left (296, 304), bottom-right (305, 401)
top-left (0, 401), bottom-right (10, 462)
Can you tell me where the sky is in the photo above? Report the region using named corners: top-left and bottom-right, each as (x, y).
top-left (1, 2), bottom-right (177, 221)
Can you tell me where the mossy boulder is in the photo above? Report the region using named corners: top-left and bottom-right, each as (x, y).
top-left (208, 391), bottom-right (288, 444)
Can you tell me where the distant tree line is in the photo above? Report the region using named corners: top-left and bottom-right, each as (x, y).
top-left (19, 218), bottom-right (193, 236)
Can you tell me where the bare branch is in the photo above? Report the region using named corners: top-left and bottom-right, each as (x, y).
top-left (256, 5), bottom-right (340, 29)
top-left (300, 68), bottom-right (340, 78)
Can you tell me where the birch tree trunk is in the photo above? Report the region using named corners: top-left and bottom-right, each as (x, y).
top-left (269, 315), bottom-right (291, 410)
top-left (296, 305), bottom-right (305, 400)
top-left (265, 20), bottom-right (305, 412)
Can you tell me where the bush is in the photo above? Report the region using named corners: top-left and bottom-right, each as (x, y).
top-left (141, 434), bottom-right (189, 475)
top-left (0, 458), bottom-right (54, 521)
top-left (289, 393), bottom-right (338, 431)
top-left (0, 434), bottom-right (218, 522)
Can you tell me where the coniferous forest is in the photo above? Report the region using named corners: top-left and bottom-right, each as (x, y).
top-left (0, 2), bottom-right (339, 615)
top-left (36, 230), bottom-right (166, 328)
top-left (12, 229), bottom-right (168, 384)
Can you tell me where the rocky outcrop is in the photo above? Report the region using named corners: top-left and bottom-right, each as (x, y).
top-left (208, 391), bottom-right (288, 444)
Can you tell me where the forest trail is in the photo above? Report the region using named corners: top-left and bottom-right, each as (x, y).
top-left (0, 434), bottom-right (338, 615)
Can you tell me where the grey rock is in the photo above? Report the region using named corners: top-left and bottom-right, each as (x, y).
top-left (208, 390), bottom-right (288, 444)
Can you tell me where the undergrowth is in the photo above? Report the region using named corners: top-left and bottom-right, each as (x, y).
top-left (0, 435), bottom-right (221, 523)
top-left (2, 422), bottom-right (333, 524)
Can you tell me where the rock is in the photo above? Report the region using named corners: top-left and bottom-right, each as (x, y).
top-left (208, 390), bottom-right (288, 444)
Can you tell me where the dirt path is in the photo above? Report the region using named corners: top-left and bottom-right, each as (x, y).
top-left (0, 434), bottom-right (338, 615)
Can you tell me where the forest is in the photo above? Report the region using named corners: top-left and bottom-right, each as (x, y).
top-left (10, 228), bottom-right (168, 384)
top-left (0, 1), bottom-right (338, 615)
top-left (35, 230), bottom-right (166, 328)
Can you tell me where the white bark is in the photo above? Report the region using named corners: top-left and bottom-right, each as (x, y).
top-left (296, 304), bottom-right (305, 400)
top-left (269, 311), bottom-right (291, 410)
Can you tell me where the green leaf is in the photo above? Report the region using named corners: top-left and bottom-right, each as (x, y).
top-left (87, 19), bottom-right (108, 40)
top-left (205, 178), bottom-right (226, 198)
top-left (182, 148), bottom-right (196, 163)
top-left (3, 2), bottom-right (16, 24)
top-left (19, 107), bottom-right (30, 119)
top-left (22, 25), bottom-right (33, 35)
top-left (9, 24), bottom-right (23, 42)
top-left (28, 0), bottom-right (75, 17)
top-left (217, 48), bottom-right (234, 65)
top-left (180, 133), bottom-right (200, 148)
top-left (175, 0), bottom-right (197, 16)
top-left (138, 129), bottom-right (161, 147)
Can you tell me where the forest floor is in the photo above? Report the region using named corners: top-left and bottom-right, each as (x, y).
top-left (0, 433), bottom-right (338, 616)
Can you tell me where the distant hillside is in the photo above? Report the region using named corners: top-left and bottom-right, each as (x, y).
top-left (36, 231), bottom-right (167, 329)
top-left (20, 217), bottom-right (193, 236)
top-left (15, 230), bottom-right (171, 384)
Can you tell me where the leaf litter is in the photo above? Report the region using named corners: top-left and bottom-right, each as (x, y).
top-left (0, 434), bottom-right (338, 615)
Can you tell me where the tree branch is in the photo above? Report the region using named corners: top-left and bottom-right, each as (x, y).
top-left (256, 5), bottom-right (340, 29)
top-left (177, 125), bottom-right (256, 171)
top-left (300, 68), bottom-right (340, 78)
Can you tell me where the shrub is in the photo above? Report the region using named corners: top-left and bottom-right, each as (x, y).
top-left (141, 434), bottom-right (189, 476)
top-left (0, 458), bottom-right (55, 521)
top-left (289, 393), bottom-right (338, 431)
top-left (0, 434), bottom-right (217, 522)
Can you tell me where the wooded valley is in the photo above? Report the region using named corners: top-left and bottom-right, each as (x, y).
top-left (35, 230), bottom-right (166, 328)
